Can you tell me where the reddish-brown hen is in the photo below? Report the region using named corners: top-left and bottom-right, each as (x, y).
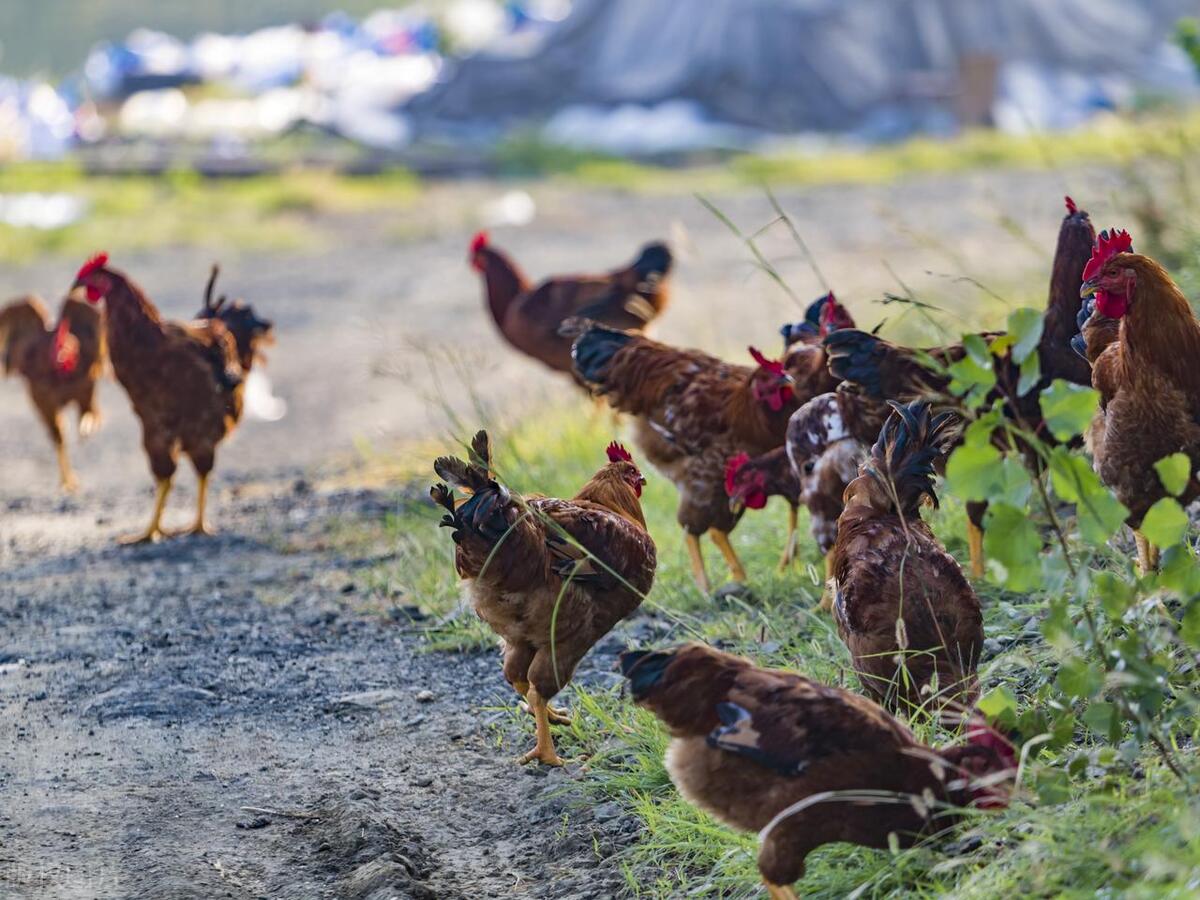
top-left (621, 643), bottom-right (1015, 898)
top-left (470, 233), bottom-right (671, 375)
top-left (1, 293), bottom-right (105, 490)
top-left (72, 253), bottom-right (244, 543)
top-left (432, 433), bottom-right (656, 766)
top-left (566, 319), bottom-right (798, 592)
top-left (1079, 231), bottom-right (1200, 573)
top-left (831, 401), bottom-right (982, 711)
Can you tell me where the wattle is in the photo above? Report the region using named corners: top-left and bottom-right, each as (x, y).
top-left (1094, 290), bottom-right (1128, 319)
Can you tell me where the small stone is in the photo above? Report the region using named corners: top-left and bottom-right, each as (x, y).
top-left (412, 775), bottom-right (434, 788)
top-left (415, 690), bottom-right (435, 703)
top-left (592, 802), bottom-right (622, 822)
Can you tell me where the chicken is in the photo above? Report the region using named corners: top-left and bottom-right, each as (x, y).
top-left (778, 291), bottom-right (856, 405)
top-left (1078, 229), bottom-right (1200, 573)
top-left (778, 290), bottom-right (857, 351)
top-left (823, 196), bottom-right (1097, 576)
top-left (0, 293), bottom-right (105, 490)
top-left (723, 447), bottom-right (801, 571)
top-left (71, 253), bottom-right (244, 543)
top-left (194, 264), bottom-right (275, 374)
top-left (783, 392), bottom-right (869, 604)
top-left (470, 233), bottom-right (672, 375)
top-left (566, 319), bottom-right (799, 593)
top-left (831, 401), bottom-right (983, 710)
top-left (431, 433), bottom-right (656, 766)
top-left (620, 643), bottom-right (1015, 898)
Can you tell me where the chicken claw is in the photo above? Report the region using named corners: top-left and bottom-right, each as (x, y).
top-left (763, 881), bottom-right (799, 900)
top-left (517, 687), bottom-right (565, 767)
top-left (520, 699), bottom-right (573, 726)
top-left (120, 478), bottom-right (172, 546)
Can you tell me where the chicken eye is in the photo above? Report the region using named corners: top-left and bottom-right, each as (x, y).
top-left (803, 460), bottom-right (815, 474)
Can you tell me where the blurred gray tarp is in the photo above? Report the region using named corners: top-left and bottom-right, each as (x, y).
top-left (405, 0), bottom-right (1199, 142)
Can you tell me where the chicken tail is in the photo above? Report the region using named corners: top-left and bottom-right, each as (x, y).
top-left (431, 445), bottom-right (513, 547)
top-left (864, 400), bottom-right (957, 517)
top-left (564, 319), bottom-right (636, 386)
top-left (631, 242), bottom-right (673, 280)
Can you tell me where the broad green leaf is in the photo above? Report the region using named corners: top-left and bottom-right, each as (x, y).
top-left (1040, 380), bottom-right (1099, 441)
top-left (1041, 597), bottom-right (1074, 647)
top-left (1034, 768), bottom-right (1071, 805)
top-left (1140, 497), bottom-right (1188, 548)
top-left (977, 684), bottom-right (1018, 724)
top-left (944, 443), bottom-right (1003, 501)
top-left (984, 502), bottom-right (1042, 590)
top-left (1153, 453), bottom-right (1191, 497)
top-left (962, 411), bottom-right (1002, 447)
top-left (995, 456), bottom-right (1034, 508)
top-left (1154, 545), bottom-right (1200, 596)
top-left (1048, 448), bottom-right (1128, 544)
top-left (1016, 352), bottom-right (1041, 396)
top-left (988, 333), bottom-right (1015, 356)
top-left (1081, 700), bottom-right (1120, 742)
top-left (1007, 307), bottom-right (1045, 364)
top-left (1056, 656), bottom-right (1104, 699)
top-left (1181, 599), bottom-right (1200, 648)
top-left (948, 355), bottom-right (996, 400)
top-left (1093, 571), bottom-right (1136, 617)
top-left (962, 332), bottom-right (992, 367)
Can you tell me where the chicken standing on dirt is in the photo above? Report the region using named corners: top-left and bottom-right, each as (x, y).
top-left (831, 401), bottom-right (982, 711)
top-left (566, 319), bottom-right (798, 593)
top-left (1078, 229), bottom-right (1200, 574)
top-left (0, 293), bottom-right (105, 491)
top-left (431, 433), bottom-right (656, 766)
top-left (71, 253), bottom-right (245, 543)
top-left (620, 643), bottom-right (1015, 899)
top-left (823, 196), bottom-right (1097, 576)
top-left (470, 232), bottom-right (672, 375)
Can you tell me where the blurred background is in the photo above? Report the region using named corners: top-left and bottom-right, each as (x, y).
top-left (1, 0), bottom-right (1200, 495)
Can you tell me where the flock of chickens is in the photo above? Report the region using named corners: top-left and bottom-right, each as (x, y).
top-left (434, 197), bottom-right (1200, 896)
top-left (1, 256), bottom-right (274, 541)
top-left (2, 192), bottom-right (1194, 895)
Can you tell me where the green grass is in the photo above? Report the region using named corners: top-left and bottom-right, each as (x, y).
top-left (0, 161), bottom-right (421, 262)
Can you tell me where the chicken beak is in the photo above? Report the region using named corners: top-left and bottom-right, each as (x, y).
top-left (729, 496), bottom-right (745, 515)
top-left (1079, 279), bottom-right (1098, 299)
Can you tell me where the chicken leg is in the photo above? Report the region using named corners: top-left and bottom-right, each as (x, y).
top-left (517, 686), bottom-right (565, 767)
top-left (514, 680), bottom-right (572, 726)
top-left (121, 478), bottom-right (172, 544)
top-left (686, 533), bottom-right (711, 594)
top-left (819, 548), bottom-right (835, 612)
top-left (710, 529), bottom-right (748, 583)
top-left (763, 880), bottom-right (798, 900)
top-left (967, 522), bottom-right (985, 579)
top-left (56, 440), bottom-right (78, 494)
top-left (187, 472), bottom-right (214, 536)
top-left (1134, 531), bottom-right (1160, 576)
top-left (777, 505), bottom-right (798, 572)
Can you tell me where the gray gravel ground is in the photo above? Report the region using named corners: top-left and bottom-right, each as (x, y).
top-left (0, 167), bottom-right (1127, 898)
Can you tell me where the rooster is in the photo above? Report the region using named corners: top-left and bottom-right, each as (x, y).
top-left (621, 643), bottom-right (1015, 898)
top-left (470, 233), bottom-right (672, 375)
top-left (71, 253), bottom-right (244, 543)
top-left (1078, 229), bottom-right (1200, 573)
top-left (0, 293), bottom-right (105, 491)
top-left (566, 319), bottom-right (798, 593)
top-left (432, 433), bottom-right (656, 766)
top-left (723, 447), bottom-right (801, 571)
top-left (823, 196), bottom-right (1097, 576)
top-left (831, 401), bottom-right (982, 711)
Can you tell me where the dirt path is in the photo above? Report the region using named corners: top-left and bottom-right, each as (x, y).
top-left (0, 167), bottom-right (1127, 897)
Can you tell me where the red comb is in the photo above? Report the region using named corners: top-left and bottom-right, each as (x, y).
top-left (724, 452), bottom-right (750, 495)
top-left (1064, 196), bottom-right (1077, 215)
top-left (1082, 228), bottom-right (1133, 283)
top-left (469, 231), bottom-right (489, 255)
top-left (748, 346), bottom-right (785, 375)
top-left (606, 441), bottom-right (633, 464)
top-left (76, 252), bottom-right (108, 282)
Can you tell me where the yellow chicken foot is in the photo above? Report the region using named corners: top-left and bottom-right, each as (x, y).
top-left (686, 532), bottom-right (711, 595)
top-left (517, 687), bottom-right (565, 767)
top-left (777, 505), bottom-right (799, 572)
top-left (120, 478), bottom-right (172, 545)
top-left (1134, 531), bottom-right (1160, 576)
top-left (763, 880), bottom-right (799, 900)
top-left (819, 548), bottom-right (835, 612)
top-left (56, 442), bottom-right (78, 494)
top-left (709, 529), bottom-right (748, 583)
top-left (514, 682), bottom-right (573, 725)
top-left (187, 472), bottom-right (215, 536)
top-left (967, 521), bottom-right (985, 579)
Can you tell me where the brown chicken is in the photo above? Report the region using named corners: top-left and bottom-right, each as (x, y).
top-left (1079, 230), bottom-right (1200, 573)
top-left (470, 232), bottom-right (672, 375)
top-left (431, 433), bottom-right (656, 766)
top-left (723, 447), bottom-right (801, 570)
top-left (824, 196), bottom-right (1097, 576)
top-left (831, 401), bottom-right (982, 711)
top-left (566, 319), bottom-right (799, 592)
top-left (620, 643), bottom-right (1015, 898)
top-left (1, 293), bottom-right (105, 490)
top-left (71, 253), bottom-right (244, 543)
top-left (194, 264), bottom-right (275, 374)
top-left (777, 292), bottom-right (856, 404)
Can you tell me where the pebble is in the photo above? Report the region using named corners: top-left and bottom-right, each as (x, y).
top-left (415, 690), bottom-right (435, 703)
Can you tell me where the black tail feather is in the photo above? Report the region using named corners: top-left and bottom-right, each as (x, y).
top-left (569, 321), bottom-right (636, 385)
top-left (865, 400), bottom-right (957, 516)
top-left (619, 648), bottom-right (675, 700)
top-left (823, 329), bottom-right (890, 397)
